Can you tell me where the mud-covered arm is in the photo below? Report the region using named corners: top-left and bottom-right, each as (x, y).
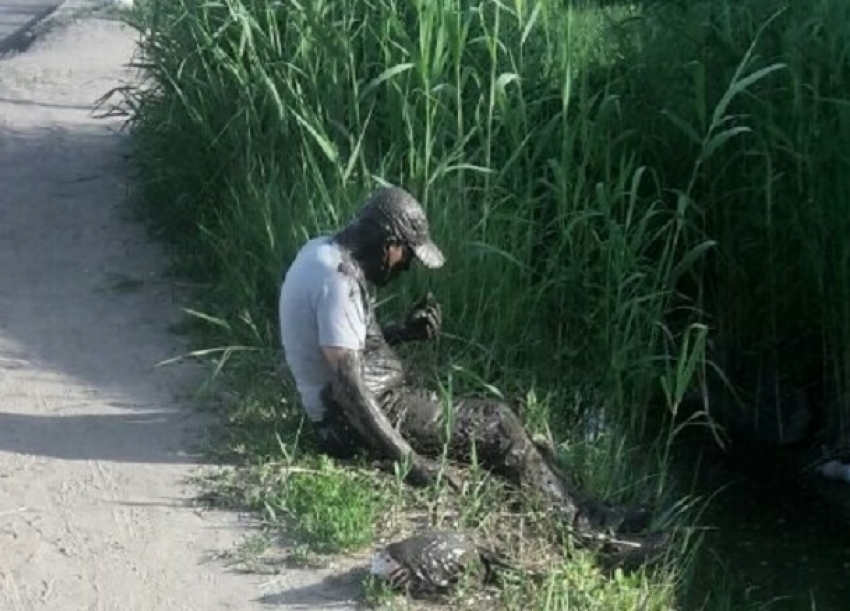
top-left (381, 321), bottom-right (416, 345)
top-left (321, 347), bottom-right (444, 487)
top-left (381, 292), bottom-right (442, 346)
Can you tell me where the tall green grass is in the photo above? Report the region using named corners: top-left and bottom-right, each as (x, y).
top-left (125, 0), bottom-right (708, 433)
top-left (607, 1), bottom-right (850, 444)
top-left (120, 0), bottom-right (850, 607)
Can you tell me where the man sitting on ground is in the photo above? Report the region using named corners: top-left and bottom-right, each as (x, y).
top-left (278, 185), bottom-right (649, 535)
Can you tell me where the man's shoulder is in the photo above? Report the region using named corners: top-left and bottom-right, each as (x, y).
top-left (313, 238), bottom-right (365, 283)
top-left (296, 237), bottom-right (363, 287)
top-left (296, 237), bottom-right (339, 271)
top-left (335, 258), bottom-right (362, 282)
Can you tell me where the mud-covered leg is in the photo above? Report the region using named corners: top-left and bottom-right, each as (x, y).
top-left (394, 392), bottom-right (583, 525)
top-left (452, 399), bottom-right (585, 524)
top-left (394, 391), bottom-right (652, 535)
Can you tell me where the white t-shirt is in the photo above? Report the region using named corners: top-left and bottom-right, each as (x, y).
top-left (278, 237), bottom-right (368, 421)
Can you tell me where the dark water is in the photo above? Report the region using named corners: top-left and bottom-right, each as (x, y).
top-left (671, 429), bottom-right (850, 610)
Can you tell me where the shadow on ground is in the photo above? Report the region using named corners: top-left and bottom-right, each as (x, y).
top-left (254, 565), bottom-right (369, 608)
top-left (0, 86), bottom-right (214, 465)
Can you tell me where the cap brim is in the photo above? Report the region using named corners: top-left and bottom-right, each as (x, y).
top-left (412, 240), bottom-right (445, 269)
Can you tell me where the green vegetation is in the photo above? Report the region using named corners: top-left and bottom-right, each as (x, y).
top-left (114, 0), bottom-right (850, 608)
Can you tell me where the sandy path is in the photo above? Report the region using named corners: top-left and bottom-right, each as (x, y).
top-left (0, 12), bottom-right (360, 611)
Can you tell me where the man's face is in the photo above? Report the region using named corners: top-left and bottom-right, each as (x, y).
top-left (387, 243), bottom-right (412, 270)
top-left (374, 243), bottom-right (412, 286)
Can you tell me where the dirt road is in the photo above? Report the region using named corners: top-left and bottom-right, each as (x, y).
top-left (0, 12), bottom-right (359, 611)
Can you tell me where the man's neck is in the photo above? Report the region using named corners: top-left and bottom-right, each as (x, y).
top-left (331, 234), bottom-right (368, 286)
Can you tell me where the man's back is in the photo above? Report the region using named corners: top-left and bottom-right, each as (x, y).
top-left (279, 236), bottom-right (367, 421)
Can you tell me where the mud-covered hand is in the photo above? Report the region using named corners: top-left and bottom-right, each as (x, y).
top-left (381, 292), bottom-right (442, 345)
top-left (402, 291), bottom-right (442, 341)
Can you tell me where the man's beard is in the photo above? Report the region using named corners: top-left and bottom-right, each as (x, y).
top-left (364, 259), bottom-right (402, 287)
top-left (361, 252), bottom-right (410, 287)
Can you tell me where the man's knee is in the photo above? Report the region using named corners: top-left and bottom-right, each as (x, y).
top-left (477, 400), bottom-right (532, 443)
top-left (449, 399), bottom-right (530, 461)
